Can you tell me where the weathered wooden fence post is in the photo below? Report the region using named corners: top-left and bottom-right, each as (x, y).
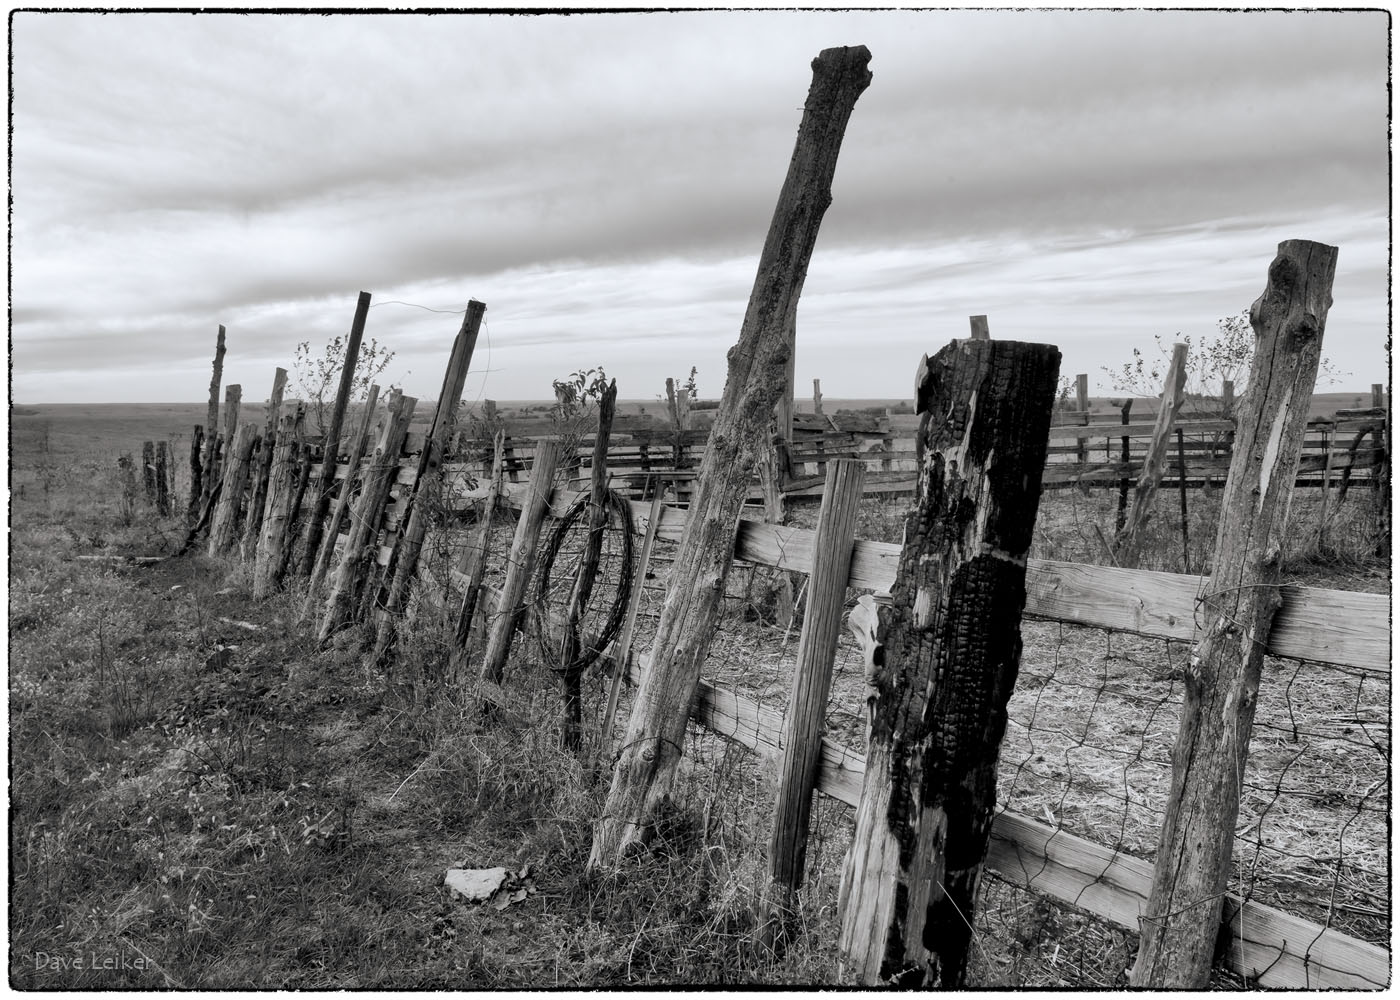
top-left (812, 378), bottom-right (824, 416)
top-left (252, 403), bottom-right (306, 599)
top-left (837, 338), bottom-right (1060, 986)
top-left (372, 300), bottom-right (486, 662)
top-left (599, 486), bottom-right (666, 763)
top-left (449, 431), bottom-right (507, 673)
top-left (1114, 343), bottom-right (1187, 565)
top-left (1175, 426), bottom-right (1190, 570)
top-left (665, 376), bottom-right (692, 470)
top-left (154, 440), bottom-right (171, 515)
top-left (1115, 398), bottom-right (1134, 535)
top-left (208, 424), bottom-right (260, 557)
top-left (317, 391), bottom-right (417, 643)
top-left (303, 384), bottom-right (381, 617)
top-left (589, 45), bottom-right (872, 868)
top-left (297, 291), bottom-right (372, 576)
top-left (479, 439), bottom-right (562, 696)
top-left (1074, 373), bottom-right (1090, 467)
top-left (213, 383), bottom-right (242, 489)
top-left (1371, 383), bottom-right (1389, 552)
top-left (222, 384), bottom-right (242, 441)
top-left (141, 441), bottom-right (157, 504)
top-left (240, 368), bottom-right (287, 561)
top-left (757, 417), bottom-right (796, 629)
top-left (187, 425), bottom-right (205, 520)
top-left (756, 458), bottom-right (865, 952)
top-left (1129, 239), bottom-right (1338, 988)
top-left (200, 325), bottom-right (226, 507)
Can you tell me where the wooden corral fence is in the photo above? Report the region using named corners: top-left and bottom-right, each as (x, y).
top-left (175, 252), bottom-right (1387, 987)
top-left (403, 431), bottom-right (1389, 989)
top-left (445, 385), bottom-right (1388, 506)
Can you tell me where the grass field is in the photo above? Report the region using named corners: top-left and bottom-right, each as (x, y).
top-left (8, 401), bottom-right (1389, 988)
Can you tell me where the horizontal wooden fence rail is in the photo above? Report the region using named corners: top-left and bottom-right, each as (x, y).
top-left (424, 480), bottom-right (1387, 675)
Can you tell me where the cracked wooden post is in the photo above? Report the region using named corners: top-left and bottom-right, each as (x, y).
top-left (479, 439), bottom-right (562, 695)
top-left (303, 384), bottom-right (380, 619)
top-left (187, 425), bottom-right (205, 520)
top-left (449, 431), bottom-right (507, 675)
top-left (208, 424), bottom-right (260, 557)
top-left (252, 403), bottom-right (306, 599)
top-left (837, 338), bottom-right (1060, 987)
top-left (200, 325), bottom-right (226, 506)
top-left (1129, 240), bottom-right (1338, 988)
top-left (756, 458), bottom-right (865, 953)
top-left (373, 300), bottom-right (485, 663)
top-left (211, 383), bottom-right (241, 488)
top-left (240, 368), bottom-right (287, 561)
top-left (297, 291), bottom-right (371, 576)
top-left (318, 390), bottom-right (417, 644)
top-left (1114, 343), bottom-right (1187, 566)
top-left (589, 45), bottom-right (872, 869)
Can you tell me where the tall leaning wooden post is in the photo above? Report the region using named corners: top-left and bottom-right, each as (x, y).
top-left (756, 458), bottom-right (865, 952)
top-left (478, 439), bottom-right (562, 699)
top-left (589, 45), bottom-right (872, 868)
top-left (297, 291), bottom-right (372, 576)
top-left (1129, 240), bottom-right (1339, 988)
top-left (199, 325), bottom-right (226, 506)
top-left (372, 300), bottom-right (485, 663)
top-left (838, 338), bottom-right (1060, 987)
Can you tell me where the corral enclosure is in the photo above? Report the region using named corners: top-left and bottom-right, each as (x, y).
top-left (10, 301), bottom-right (1389, 988)
top-left (8, 41), bottom-right (1390, 990)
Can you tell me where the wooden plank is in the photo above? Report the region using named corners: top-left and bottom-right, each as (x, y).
top-left (490, 476), bottom-right (1390, 673)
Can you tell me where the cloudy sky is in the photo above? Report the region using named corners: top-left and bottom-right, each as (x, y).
top-left (10, 8), bottom-right (1390, 406)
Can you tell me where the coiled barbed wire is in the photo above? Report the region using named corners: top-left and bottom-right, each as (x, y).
top-left (531, 488), bottom-right (635, 679)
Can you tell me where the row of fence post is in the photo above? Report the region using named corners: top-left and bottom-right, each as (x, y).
top-left (159, 236), bottom-right (1371, 988)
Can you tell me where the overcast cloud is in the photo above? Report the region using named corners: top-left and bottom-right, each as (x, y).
top-left (10, 9), bottom-right (1390, 405)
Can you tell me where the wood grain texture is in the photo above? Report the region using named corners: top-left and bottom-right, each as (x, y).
top-left (240, 368), bottom-right (287, 562)
top-left (200, 325), bottom-right (226, 505)
top-left (207, 424), bottom-right (260, 557)
top-left (590, 45), bottom-right (873, 869)
top-left (757, 460), bottom-right (864, 949)
top-left (838, 339), bottom-right (1060, 986)
top-left (1131, 239), bottom-right (1339, 988)
top-left (479, 439), bottom-right (560, 686)
top-left (252, 403), bottom-right (305, 599)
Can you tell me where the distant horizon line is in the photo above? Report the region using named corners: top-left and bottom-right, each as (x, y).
top-left (14, 388), bottom-right (1384, 409)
